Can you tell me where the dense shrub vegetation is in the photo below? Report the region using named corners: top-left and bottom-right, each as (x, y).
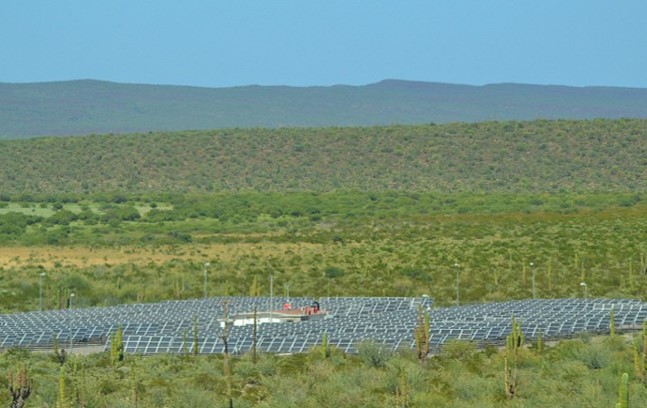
top-left (0, 192), bottom-right (645, 311)
top-left (0, 119), bottom-right (645, 194)
top-left (0, 333), bottom-right (646, 407)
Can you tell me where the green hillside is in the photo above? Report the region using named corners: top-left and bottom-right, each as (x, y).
top-left (2, 79), bottom-right (647, 138)
top-left (0, 119), bottom-right (645, 195)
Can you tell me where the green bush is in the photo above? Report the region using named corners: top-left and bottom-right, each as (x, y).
top-left (324, 266), bottom-right (345, 279)
top-left (357, 341), bottom-right (392, 369)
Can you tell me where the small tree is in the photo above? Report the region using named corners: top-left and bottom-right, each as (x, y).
top-left (53, 334), bottom-right (67, 365)
top-left (8, 365), bottom-right (31, 408)
top-left (357, 341), bottom-right (391, 369)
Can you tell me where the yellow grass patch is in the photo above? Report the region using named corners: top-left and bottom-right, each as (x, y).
top-left (0, 243), bottom-right (324, 269)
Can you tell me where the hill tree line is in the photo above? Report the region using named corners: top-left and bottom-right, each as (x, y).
top-left (0, 119), bottom-right (645, 195)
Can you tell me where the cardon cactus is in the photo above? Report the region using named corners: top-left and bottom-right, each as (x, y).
top-left (414, 304), bottom-right (430, 363)
top-left (617, 372), bottom-right (628, 408)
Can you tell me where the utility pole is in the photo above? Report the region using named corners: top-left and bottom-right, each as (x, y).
top-left (221, 299), bottom-right (233, 408)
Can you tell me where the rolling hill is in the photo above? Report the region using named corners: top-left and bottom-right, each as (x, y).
top-left (2, 79), bottom-right (647, 138)
top-left (0, 119), bottom-right (645, 195)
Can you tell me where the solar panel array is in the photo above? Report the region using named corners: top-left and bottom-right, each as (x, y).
top-left (0, 297), bottom-right (645, 355)
top-left (425, 298), bottom-right (647, 350)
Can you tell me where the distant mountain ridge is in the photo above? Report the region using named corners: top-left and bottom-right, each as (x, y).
top-left (2, 79), bottom-right (647, 138)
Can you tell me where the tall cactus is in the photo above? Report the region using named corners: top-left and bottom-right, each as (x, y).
top-left (75, 362), bottom-right (88, 408)
top-left (504, 356), bottom-right (514, 400)
top-left (396, 367), bottom-right (409, 408)
top-left (56, 366), bottom-right (68, 408)
top-left (252, 305), bottom-right (258, 365)
top-left (249, 275), bottom-right (261, 297)
top-left (130, 362), bottom-right (139, 408)
top-left (643, 320), bottom-right (647, 385)
top-left (506, 317), bottom-right (524, 357)
top-left (638, 322), bottom-right (647, 385)
top-left (110, 326), bottom-right (124, 365)
top-left (643, 321), bottom-right (646, 373)
top-left (414, 304), bottom-right (430, 363)
top-left (192, 315), bottom-right (200, 355)
top-left (617, 372), bottom-right (629, 408)
top-left (633, 338), bottom-right (644, 381)
top-left (181, 330), bottom-right (189, 356)
top-left (504, 316), bottom-right (523, 399)
top-left (321, 332), bottom-right (330, 359)
top-left (610, 307), bottom-right (616, 337)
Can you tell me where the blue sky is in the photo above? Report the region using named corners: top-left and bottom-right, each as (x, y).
top-left (2, 1), bottom-right (646, 88)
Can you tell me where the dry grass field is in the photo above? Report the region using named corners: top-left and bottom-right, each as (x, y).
top-left (0, 242), bottom-right (325, 269)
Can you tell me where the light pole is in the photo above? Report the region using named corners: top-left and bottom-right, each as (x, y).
top-left (422, 293), bottom-right (431, 311)
top-left (285, 282), bottom-right (290, 304)
top-left (39, 272), bottom-right (46, 311)
top-left (454, 263), bottom-right (460, 306)
top-left (530, 262), bottom-right (536, 299)
top-left (69, 292), bottom-right (75, 353)
top-left (203, 262), bottom-right (210, 299)
top-left (580, 282), bottom-right (588, 299)
top-left (269, 275), bottom-right (274, 321)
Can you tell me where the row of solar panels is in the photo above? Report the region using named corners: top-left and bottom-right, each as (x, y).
top-left (0, 297), bottom-right (645, 353)
top-left (112, 334), bottom-right (411, 355)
